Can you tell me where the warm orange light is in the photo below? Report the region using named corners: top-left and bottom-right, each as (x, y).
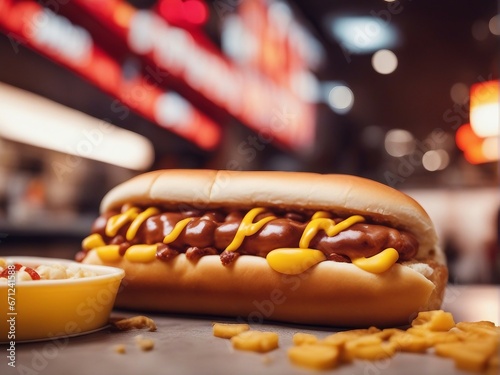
top-left (195, 120), bottom-right (221, 150)
top-left (456, 124), bottom-right (499, 164)
top-left (456, 124), bottom-right (482, 151)
top-left (471, 80), bottom-right (498, 107)
top-left (114, 2), bottom-right (135, 29)
top-left (470, 80), bottom-right (499, 138)
top-left (464, 143), bottom-right (490, 164)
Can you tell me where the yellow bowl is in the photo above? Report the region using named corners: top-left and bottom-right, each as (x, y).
top-left (0, 256), bottom-right (125, 342)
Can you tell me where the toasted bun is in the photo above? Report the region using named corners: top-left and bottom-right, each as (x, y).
top-left (87, 169), bottom-right (447, 327)
top-left (100, 169), bottom-right (442, 263)
top-left (83, 251), bottom-right (447, 327)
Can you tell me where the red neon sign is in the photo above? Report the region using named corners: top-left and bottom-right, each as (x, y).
top-left (70, 0), bottom-right (316, 151)
top-left (0, 0), bottom-right (221, 150)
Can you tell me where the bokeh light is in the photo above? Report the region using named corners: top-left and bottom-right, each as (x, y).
top-left (327, 84), bottom-right (354, 114)
top-left (423, 149), bottom-right (450, 171)
top-left (372, 49), bottom-right (398, 74)
top-left (384, 129), bottom-right (415, 157)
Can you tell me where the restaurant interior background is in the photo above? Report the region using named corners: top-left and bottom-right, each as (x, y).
top-left (0, 0), bottom-right (498, 284)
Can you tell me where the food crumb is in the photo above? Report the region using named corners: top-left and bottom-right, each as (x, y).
top-left (231, 331), bottom-right (279, 353)
top-left (111, 316), bottom-right (157, 332)
top-left (114, 344), bottom-right (126, 354)
top-left (213, 322), bottom-right (250, 339)
top-left (135, 334), bottom-right (155, 351)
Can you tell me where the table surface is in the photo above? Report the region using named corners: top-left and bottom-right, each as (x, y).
top-left (1, 285), bottom-right (498, 375)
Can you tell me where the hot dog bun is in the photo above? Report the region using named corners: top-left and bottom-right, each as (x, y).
top-left (83, 169), bottom-right (447, 327)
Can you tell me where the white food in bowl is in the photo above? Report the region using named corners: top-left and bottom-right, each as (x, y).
top-left (0, 256), bottom-right (125, 342)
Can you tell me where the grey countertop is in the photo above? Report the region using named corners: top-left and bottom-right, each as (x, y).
top-left (1, 285), bottom-right (498, 375)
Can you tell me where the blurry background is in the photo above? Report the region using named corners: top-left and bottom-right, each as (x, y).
top-left (0, 0), bottom-right (498, 283)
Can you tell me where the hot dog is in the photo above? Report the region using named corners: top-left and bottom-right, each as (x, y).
top-left (78, 169), bottom-right (448, 327)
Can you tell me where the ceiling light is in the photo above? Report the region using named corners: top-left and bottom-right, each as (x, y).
top-left (328, 16), bottom-right (400, 54)
top-left (0, 83), bottom-right (154, 171)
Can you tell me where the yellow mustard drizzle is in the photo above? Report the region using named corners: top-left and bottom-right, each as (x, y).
top-left (95, 245), bottom-right (121, 262)
top-left (163, 218), bottom-right (193, 244)
top-left (82, 233), bottom-right (105, 251)
top-left (352, 248), bottom-right (399, 273)
top-left (125, 244), bottom-right (158, 263)
top-left (126, 207), bottom-right (160, 241)
top-left (106, 207), bottom-right (140, 237)
top-left (311, 211), bottom-right (332, 220)
top-left (225, 208), bottom-right (277, 252)
top-left (299, 215), bottom-right (365, 249)
top-left (266, 249), bottom-right (326, 274)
